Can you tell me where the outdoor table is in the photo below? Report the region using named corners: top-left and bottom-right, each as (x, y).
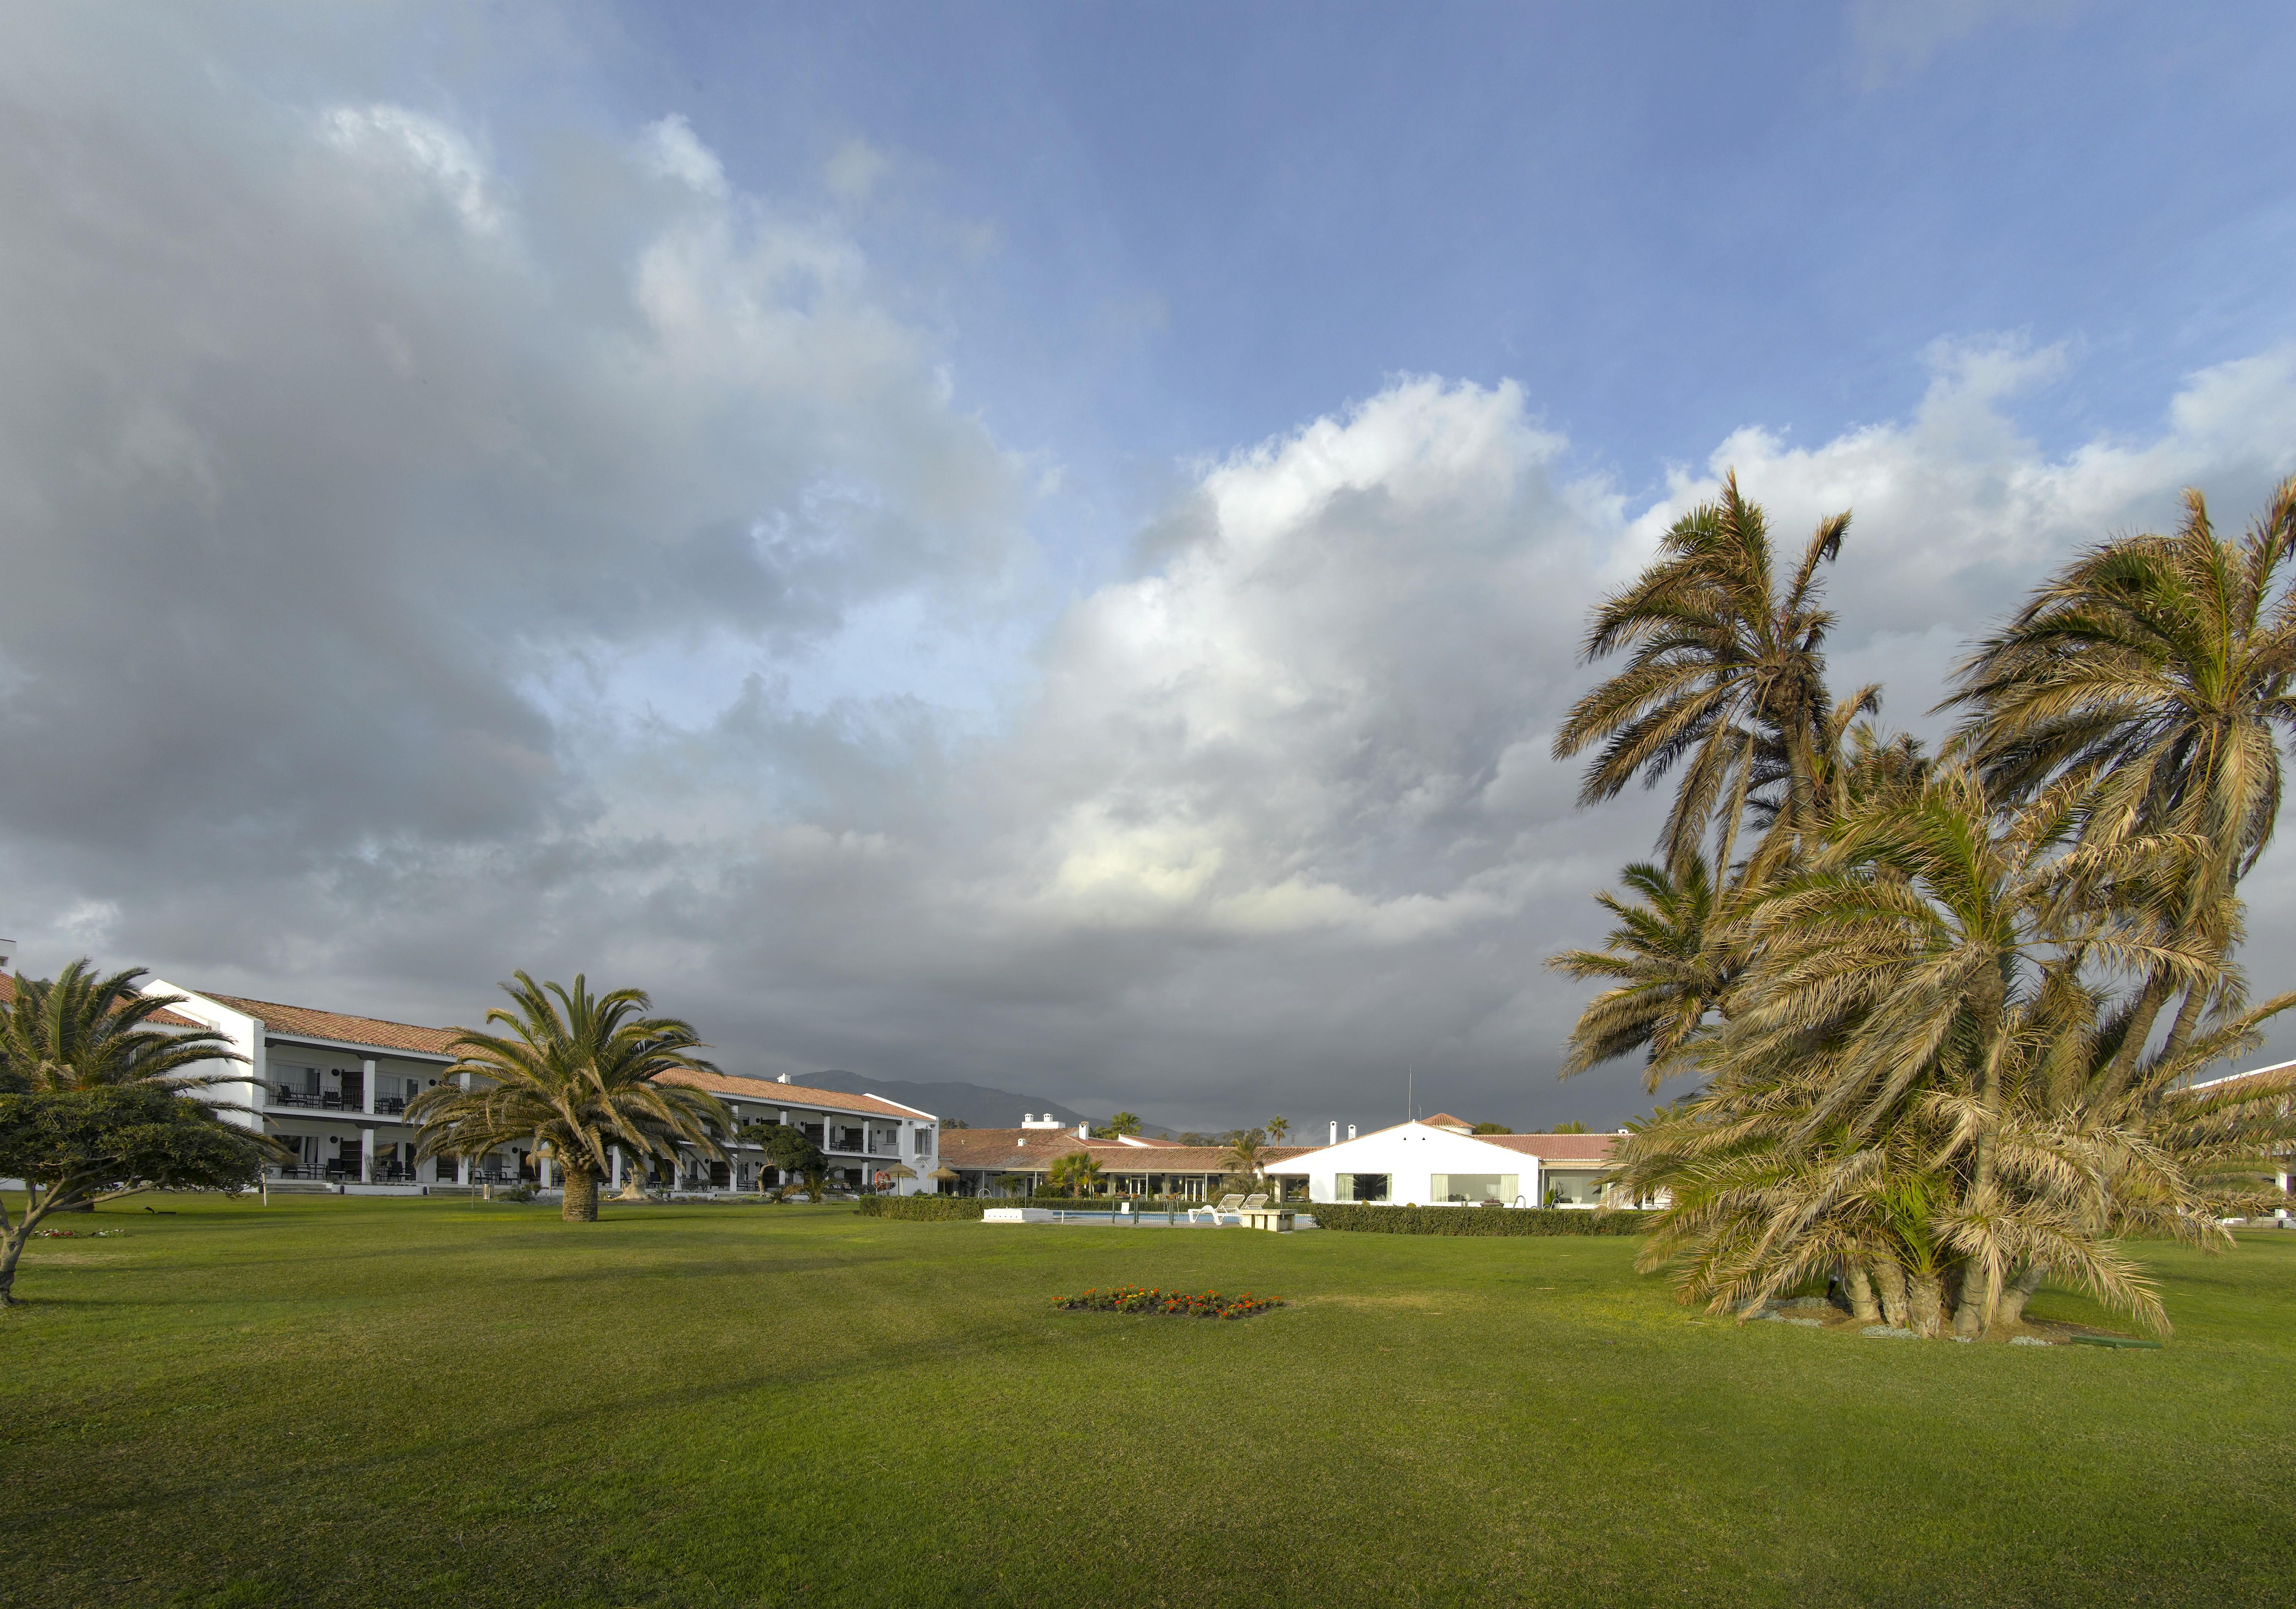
top-left (1237, 1209), bottom-right (1295, 1232)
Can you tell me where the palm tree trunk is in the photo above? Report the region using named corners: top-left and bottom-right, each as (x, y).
top-left (2158, 979), bottom-right (2210, 1068)
top-left (560, 1166), bottom-right (600, 1222)
top-left (1872, 1261), bottom-right (1910, 1329)
top-left (1950, 1264), bottom-right (1987, 1339)
top-left (1906, 1272), bottom-right (1945, 1338)
top-left (2094, 971), bottom-right (2176, 1105)
top-left (1844, 1261), bottom-right (1880, 1323)
top-left (1997, 1263), bottom-right (2047, 1327)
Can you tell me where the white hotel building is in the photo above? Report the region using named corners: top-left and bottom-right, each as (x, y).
top-left (143, 985), bottom-right (940, 1196)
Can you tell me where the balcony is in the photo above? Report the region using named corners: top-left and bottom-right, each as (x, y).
top-left (269, 1088), bottom-right (361, 1111)
top-left (375, 1095), bottom-right (407, 1114)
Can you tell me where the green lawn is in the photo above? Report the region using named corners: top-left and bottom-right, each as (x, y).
top-left (4, 1197), bottom-right (2293, 1608)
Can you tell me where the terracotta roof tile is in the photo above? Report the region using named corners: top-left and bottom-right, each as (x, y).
top-left (1473, 1133), bottom-right (1619, 1162)
top-left (199, 994), bottom-right (463, 1056)
top-left (651, 1068), bottom-right (935, 1120)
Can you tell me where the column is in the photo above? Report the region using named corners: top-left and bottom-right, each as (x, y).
top-left (359, 1126), bottom-right (375, 1184)
top-left (539, 1151), bottom-right (554, 1190)
top-left (611, 1147), bottom-right (624, 1192)
top-left (361, 1057), bottom-right (377, 1117)
top-left (456, 1153), bottom-right (470, 1186)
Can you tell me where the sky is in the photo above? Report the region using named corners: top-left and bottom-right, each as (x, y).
top-left (5, 0), bottom-right (2296, 1133)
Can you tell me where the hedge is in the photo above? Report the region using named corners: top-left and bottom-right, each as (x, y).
top-left (854, 1197), bottom-right (988, 1220)
top-left (1305, 1204), bottom-right (1655, 1236)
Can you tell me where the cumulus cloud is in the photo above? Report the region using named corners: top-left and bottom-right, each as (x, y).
top-left (9, 6), bottom-right (2296, 1132)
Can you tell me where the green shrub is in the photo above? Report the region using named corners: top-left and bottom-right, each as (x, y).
top-left (854, 1196), bottom-right (988, 1221)
top-left (1305, 1204), bottom-right (1654, 1236)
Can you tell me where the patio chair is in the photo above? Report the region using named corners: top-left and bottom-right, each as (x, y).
top-left (1188, 1193), bottom-right (1246, 1224)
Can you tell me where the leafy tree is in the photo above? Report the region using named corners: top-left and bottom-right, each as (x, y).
top-left (1, 961), bottom-right (243, 1095)
top-left (0, 1085), bottom-right (280, 1303)
top-left (993, 1172), bottom-right (1032, 1198)
top-left (1046, 1149), bottom-right (1103, 1196)
top-left (1100, 1111), bottom-right (1142, 1138)
top-left (409, 973), bottom-right (728, 1223)
top-left (743, 1122), bottom-right (827, 1201)
top-left (1549, 1121), bottom-right (1588, 1134)
top-left (1471, 1122), bottom-right (1513, 1135)
top-left (940, 1117), bottom-right (970, 1130)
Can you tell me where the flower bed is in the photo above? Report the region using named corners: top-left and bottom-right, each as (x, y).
top-left (1052, 1285), bottom-right (1281, 1320)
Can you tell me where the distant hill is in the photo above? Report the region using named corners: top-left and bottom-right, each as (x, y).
top-left (764, 1071), bottom-right (1130, 1133)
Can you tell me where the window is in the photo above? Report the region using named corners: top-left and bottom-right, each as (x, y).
top-left (1545, 1172), bottom-right (1600, 1206)
top-left (1431, 1173), bottom-right (1518, 1204)
top-left (1349, 1173), bottom-right (1390, 1203)
top-left (913, 1128), bottom-right (933, 1157)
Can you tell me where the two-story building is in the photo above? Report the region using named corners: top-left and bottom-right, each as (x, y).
top-left (141, 983), bottom-right (940, 1195)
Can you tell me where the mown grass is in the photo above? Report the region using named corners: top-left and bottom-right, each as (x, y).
top-left (3, 1195), bottom-right (2292, 1608)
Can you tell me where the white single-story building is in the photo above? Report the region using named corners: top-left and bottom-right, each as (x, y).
top-left (1262, 1113), bottom-right (1645, 1208)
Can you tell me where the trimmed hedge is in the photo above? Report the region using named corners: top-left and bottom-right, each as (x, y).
top-left (854, 1196), bottom-right (988, 1220)
top-left (1306, 1204), bottom-right (1655, 1236)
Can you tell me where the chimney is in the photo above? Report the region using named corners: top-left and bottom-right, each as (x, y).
top-left (1347, 1124), bottom-right (1357, 1140)
top-left (776, 1073), bottom-right (791, 1084)
top-left (1328, 1120), bottom-right (1338, 1145)
top-left (1078, 1121), bottom-right (1090, 1139)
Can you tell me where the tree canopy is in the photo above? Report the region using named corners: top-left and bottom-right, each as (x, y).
top-left (0, 1084), bottom-right (278, 1304)
top-left (1550, 475), bottom-right (2296, 1340)
top-left (409, 972), bottom-right (728, 1223)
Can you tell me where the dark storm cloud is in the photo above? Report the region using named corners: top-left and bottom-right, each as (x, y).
top-left (8, 6), bottom-right (2296, 1133)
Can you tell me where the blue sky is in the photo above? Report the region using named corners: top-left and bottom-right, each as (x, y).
top-left (609, 2), bottom-right (2296, 518)
top-left (7, 1), bottom-right (2296, 1129)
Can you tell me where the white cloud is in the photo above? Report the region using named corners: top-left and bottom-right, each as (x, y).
top-left (11, 5), bottom-right (2296, 1132)
top-left (320, 103), bottom-right (507, 236)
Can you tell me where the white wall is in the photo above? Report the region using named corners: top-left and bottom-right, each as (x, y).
top-left (1270, 1123), bottom-right (1548, 1207)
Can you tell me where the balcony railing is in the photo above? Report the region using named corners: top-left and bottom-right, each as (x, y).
top-left (375, 1095), bottom-right (407, 1114)
top-left (271, 1088), bottom-right (361, 1111)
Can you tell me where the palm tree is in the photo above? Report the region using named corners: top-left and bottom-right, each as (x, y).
top-left (1222, 1129), bottom-right (1268, 1175)
top-left (0, 961), bottom-right (243, 1095)
top-left (1946, 476), bottom-right (2296, 1080)
top-left (408, 973), bottom-right (729, 1222)
top-left (1546, 854), bottom-right (1740, 1089)
top-left (1264, 1115), bottom-right (1289, 1142)
top-left (1553, 473), bottom-right (1853, 874)
top-left (1101, 1110), bottom-right (1143, 1138)
top-left (1046, 1149), bottom-right (1102, 1197)
top-left (1654, 767), bottom-right (2214, 1335)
